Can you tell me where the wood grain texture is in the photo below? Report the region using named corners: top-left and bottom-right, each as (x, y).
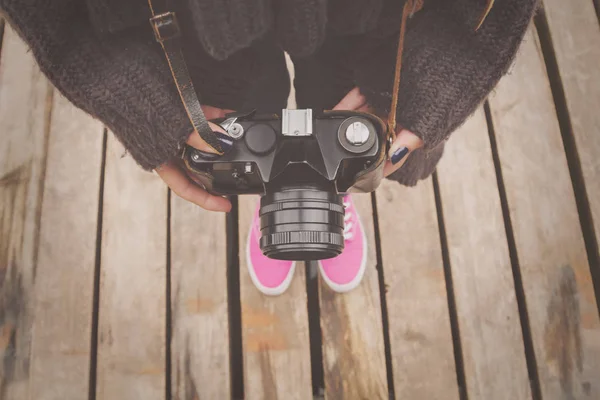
top-left (488, 27), bottom-right (600, 399)
top-left (29, 94), bottom-right (104, 400)
top-left (319, 193), bottom-right (388, 399)
top-left (542, 0), bottom-right (600, 259)
top-left (437, 108), bottom-right (531, 399)
top-left (170, 194), bottom-right (230, 399)
top-left (95, 136), bottom-right (167, 400)
top-left (238, 196), bottom-right (312, 399)
top-left (376, 179), bottom-right (459, 400)
top-left (0, 27), bottom-right (52, 400)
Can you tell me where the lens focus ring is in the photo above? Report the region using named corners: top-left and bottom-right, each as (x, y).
top-left (259, 189), bottom-right (345, 261)
top-left (260, 201), bottom-right (345, 215)
top-left (260, 231), bottom-right (344, 247)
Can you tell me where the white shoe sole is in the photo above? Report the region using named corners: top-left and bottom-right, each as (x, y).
top-left (246, 229), bottom-right (296, 296)
top-left (318, 207), bottom-right (368, 293)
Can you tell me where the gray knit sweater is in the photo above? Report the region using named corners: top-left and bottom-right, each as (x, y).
top-left (0, 0), bottom-right (538, 186)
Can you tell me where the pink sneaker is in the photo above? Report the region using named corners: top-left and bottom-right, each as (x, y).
top-left (318, 195), bottom-right (367, 293)
top-left (246, 202), bottom-right (296, 296)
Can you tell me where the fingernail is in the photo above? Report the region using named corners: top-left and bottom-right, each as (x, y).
top-left (214, 131), bottom-right (234, 153)
top-left (390, 146), bottom-right (409, 164)
top-left (191, 132), bottom-right (235, 162)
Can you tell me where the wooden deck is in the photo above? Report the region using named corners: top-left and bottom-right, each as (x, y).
top-left (1, 1), bottom-right (599, 399)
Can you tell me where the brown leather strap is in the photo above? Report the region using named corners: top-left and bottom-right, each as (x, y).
top-left (147, 0), bottom-right (169, 15)
top-left (387, 0), bottom-right (423, 139)
top-left (387, 0), bottom-right (492, 138)
top-left (476, 0), bottom-right (495, 31)
top-left (147, 0), bottom-right (224, 155)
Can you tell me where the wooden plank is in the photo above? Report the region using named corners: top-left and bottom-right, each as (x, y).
top-left (488, 27), bottom-right (600, 399)
top-left (170, 194), bottom-right (231, 399)
top-left (376, 178), bottom-right (459, 400)
top-left (318, 193), bottom-right (388, 398)
top-left (95, 136), bottom-right (167, 400)
top-left (0, 27), bottom-right (52, 399)
top-left (542, 0), bottom-right (600, 262)
top-left (238, 196), bottom-right (312, 399)
top-left (29, 94), bottom-right (104, 399)
top-left (436, 108), bottom-right (531, 399)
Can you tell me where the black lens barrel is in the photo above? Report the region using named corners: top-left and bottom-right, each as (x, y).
top-left (259, 189), bottom-right (345, 260)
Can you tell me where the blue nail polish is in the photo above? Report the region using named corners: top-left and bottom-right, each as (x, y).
top-left (190, 131), bottom-right (234, 162)
top-left (213, 131), bottom-right (234, 153)
top-left (391, 146), bottom-right (409, 164)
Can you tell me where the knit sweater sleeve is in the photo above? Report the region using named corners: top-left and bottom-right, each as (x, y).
top-left (354, 0), bottom-right (539, 152)
top-left (1, 0), bottom-right (193, 170)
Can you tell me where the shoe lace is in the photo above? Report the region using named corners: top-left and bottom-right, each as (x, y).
top-left (343, 200), bottom-right (354, 241)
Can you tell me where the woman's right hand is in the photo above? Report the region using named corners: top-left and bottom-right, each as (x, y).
top-left (333, 88), bottom-right (423, 177)
top-left (155, 105), bottom-right (234, 212)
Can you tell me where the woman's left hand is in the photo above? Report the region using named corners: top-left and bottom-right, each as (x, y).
top-left (333, 87), bottom-right (423, 177)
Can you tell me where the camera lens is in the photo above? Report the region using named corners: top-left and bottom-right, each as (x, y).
top-left (259, 189), bottom-right (345, 261)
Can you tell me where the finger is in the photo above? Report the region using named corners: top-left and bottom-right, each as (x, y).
top-left (156, 161), bottom-right (232, 212)
top-left (202, 105), bottom-right (228, 120)
top-left (201, 105), bottom-right (237, 119)
top-left (333, 87), bottom-right (367, 111)
top-left (357, 104), bottom-right (374, 113)
top-left (185, 120), bottom-right (230, 154)
top-left (383, 129), bottom-right (424, 177)
top-left (187, 105), bottom-right (236, 153)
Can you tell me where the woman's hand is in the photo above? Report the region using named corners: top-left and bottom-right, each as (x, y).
top-left (155, 105), bottom-right (234, 212)
top-left (334, 88), bottom-right (423, 177)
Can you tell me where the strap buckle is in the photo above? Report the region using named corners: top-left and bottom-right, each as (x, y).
top-left (150, 12), bottom-right (181, 42)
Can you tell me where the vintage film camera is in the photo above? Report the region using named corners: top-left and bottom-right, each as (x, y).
top-left (182, 109), bottom-right (388, 261)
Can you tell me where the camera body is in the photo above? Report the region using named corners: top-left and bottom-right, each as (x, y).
top-left (182, 109), bottom-right (388, 261)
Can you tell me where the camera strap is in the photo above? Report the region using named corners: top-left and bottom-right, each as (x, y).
top-left (387, 0), bottom-right (423, 139)
top-left (147, 0), bottom-right (225, 155)
top-left (387, 0), bottom-right (493, 138)
top-left (147, 0), bottom-right (438, 149)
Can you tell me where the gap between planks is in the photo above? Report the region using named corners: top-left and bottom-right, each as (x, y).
top-left (370, 191), bottom-right (397, 400)
top-left (305, 261), bottom-right (325, 398)
top-left (431, 174), bottom-right (468, 400)
top-left (226, 196), bottom-right (245, 399)
top-left (484, 102), bottom-right (543, 400)
top-left (534, 6), bottom-right (600, 320)
top-left (89, 129), bottom-right (108, 400)
top-left (317, 193), bottom-right (388, 399)
top-left (0, 18), bottom-right (5, 65)
top-left (165, 191), bottom-right (172, 400)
